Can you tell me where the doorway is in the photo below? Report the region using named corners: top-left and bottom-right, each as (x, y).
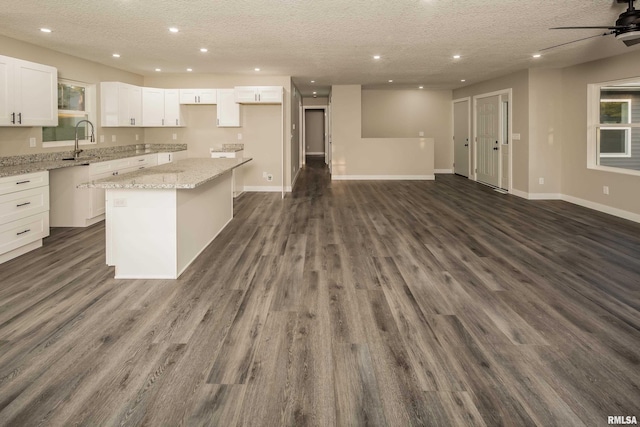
top-left (453, 98), bottom-right (470, 177)
top-left (303, 106), bottom-right (328, 164)
top-left (473, 89), bottom-right (512, 191)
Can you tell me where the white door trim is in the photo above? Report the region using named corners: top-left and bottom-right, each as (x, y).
top-left (472, 88), bottom-right (513, 193)
top-left (452, 96), bottom-right (471, 178)
top-left (303, 105), bottom-right (328, 163)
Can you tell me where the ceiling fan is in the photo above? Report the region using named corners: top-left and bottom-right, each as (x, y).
top-left (544, 0), bottom-right (640, 51)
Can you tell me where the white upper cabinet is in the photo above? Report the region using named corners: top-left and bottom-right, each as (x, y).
top-left (101, 82), bottom-right (143, 127)
top-left (164, 89), bottom-right (183, 126)
top-left (216, 89), bottom-right (240, 127)
top-left (179, 88), bottom-right (217, 104)
top-left (141, 88), bottom-right (183, 127)
top-left (141, 87), bottom-right (164, 127)
top-left (0, 55), bottom-right (57, 127)
top-left (234, 86), bottom-right (283, 104)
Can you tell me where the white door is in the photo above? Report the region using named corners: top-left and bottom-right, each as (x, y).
top-left (327, 102), bottom-right (332, 172)
top-left (453, 99), bottom-right (469, 177)
top-left (476, 95), bottom-right (500, 187)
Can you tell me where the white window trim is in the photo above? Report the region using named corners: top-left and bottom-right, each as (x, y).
top-left (43, 79), bottom-right (98, 148)
top-left (587, 80), bottom-right (640, 177)
top-left (598, 126), bottom-right (631, 158)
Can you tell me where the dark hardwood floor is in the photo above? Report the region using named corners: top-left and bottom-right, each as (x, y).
top-left (0, 163), bottom-right (638, 426)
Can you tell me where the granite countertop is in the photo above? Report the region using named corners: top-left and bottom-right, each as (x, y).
top-left (79, 157), bottom-right (252, 190)
top-left (0, 144), bottom-right (187, 178)
top-left (209, 147), bottom-right (243, 153)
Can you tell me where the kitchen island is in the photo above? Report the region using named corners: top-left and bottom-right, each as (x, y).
top-left (81, 157), bottom-right (251, 279)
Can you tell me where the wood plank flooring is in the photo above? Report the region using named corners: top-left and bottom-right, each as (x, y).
top-left (0, 161), bottom-right (639, 426)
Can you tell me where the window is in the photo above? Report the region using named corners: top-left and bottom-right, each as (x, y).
top-left (42, 79), bottom-right (97, 148)
top-left (588, 80), bottom-right (640, 175)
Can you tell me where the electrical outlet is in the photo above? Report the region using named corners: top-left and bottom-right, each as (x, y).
top-left (237, 133), bottom-right (243, 140)
top-left (29, 137), bottom-right (36, 148)
top-left (266, 174), bottom-right (273, 182)
top-left (419, 131), bottom-right (424, 137)
top-left (113, 198), bottom-right (127, 207)
top-left (603, 186), bottom-right (609, 195)
top-left (100, 135), bottom-right (105, 143)
top-left (135, 134), bottom-right (139, 141)
top-left (172, 133), bottom-right (177, 140)
top-left (292, 124), bottom-right (296, 130)
top-left (112, 135), bottom-right (116, 142)
top-left (539, 177), bottom-right (544, 185)
top-left (262, 172), bottom-right (268, 178)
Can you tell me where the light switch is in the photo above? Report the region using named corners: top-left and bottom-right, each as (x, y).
top-left (112, 135), bottom-right (116, 142)
top-left (100, 135), bottom-right (105, 143)
top-left (419, 131), bottom-right (424, 137)
top-left (237, 133), bottom-right (243, 140)
top-left (29, 137), bottom-right (36, 147)
top-left (172, 133), bottom-right (177, 140)
top-left (512, 133), bottom-right (521, 140)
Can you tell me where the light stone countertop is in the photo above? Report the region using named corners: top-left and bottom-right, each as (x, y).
top-left (0, 145), bottom-right (187, 178)
top-left (79, 157), bottom-right (252, 190)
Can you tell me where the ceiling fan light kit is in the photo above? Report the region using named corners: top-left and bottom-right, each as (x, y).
top-left (550, 0), bottom-right (640, 48)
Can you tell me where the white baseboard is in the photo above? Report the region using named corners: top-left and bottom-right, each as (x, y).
top-left (511, 189), bottom-right (528, 199)
top-left (435, 169), bottom-right (453, 174)
top-left (506, 189), bottom-right (639, 223)
top-left (528, 193), bottom-right (562, 200)
top-left (332, 175), bottom-right (435, 181)
top-left (562, 194), bottom-right (640, 223)
top-left (243, 186), bottom-right (283, 192)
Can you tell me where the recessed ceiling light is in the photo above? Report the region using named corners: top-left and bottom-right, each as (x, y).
top-left (533, 53), bottom-right (542, 58)
top-left (186, 68), bottom-right (193, 72)
top-left (461, 79), bottom-right (466, 82)
top-left (388, 79), bottom-right (393, 83)
top-left (254, 68), bottom-right (260, 71)
top-left (200, 48), bottom-right (208, 53)
top-left (419, 86), bottom-right (424, 89)
top-left (373, 55), bottom-right (381, 60)
top-left (453, 55), bottom-right (461, 59)
top-left (40, 28), bottom-right (52, 33)
top-left (169, 27), bottom-right (179, 33)
top-left (311, 80), bottom-right (315, 83)
top-left (313, 91), bottom-right (317, 94)
top-left (155, 68), bottom-right (161, 72)
top-left (112, 53), bottom-right (120, 58)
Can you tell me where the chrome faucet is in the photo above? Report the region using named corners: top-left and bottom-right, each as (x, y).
top-left (74, 119), bottom-right (95, 159)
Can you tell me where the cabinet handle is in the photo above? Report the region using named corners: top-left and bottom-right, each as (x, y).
top-left (130, 118), bottom-right (133, 125)
top-left (162, 118), bottom-right (165, 126)
top-left (16, 180), bottom-right (31, 185)
top-left (194, 95), bottom-right (197, 103)
top-left (258, 94), bottom-right (261, 102)
top-left (11, 112), bottom-right (15, 124)
top-left (18, 112), bottom-right (22, 124)
top-left (138, 159), bottom-right (144, 162)
top-left (176, 119), bottom-right (178, 126)
top-left (217, 118), bottom-right (219, 126)
top-left (168, 154), bottom-right (172, 162)
top-left (17, 229), bottom-right (31, 236)
top-left (16, 202), bottom-right (31, 207)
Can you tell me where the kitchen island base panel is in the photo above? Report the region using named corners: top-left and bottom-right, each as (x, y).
top-left (108, 171), bottom-right (233, 279)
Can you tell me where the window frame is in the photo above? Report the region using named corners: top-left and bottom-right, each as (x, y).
top-left (42, 79), bottom-right (98, 148)
top-left (587, 78), bottom-right (640, 177)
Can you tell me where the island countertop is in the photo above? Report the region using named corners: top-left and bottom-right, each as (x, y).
top-left (79, 157), bottom-right (252, 190)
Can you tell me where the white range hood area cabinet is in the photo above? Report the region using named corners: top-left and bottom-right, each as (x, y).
top-left (234, 86), bottom-right (283, 104)
top-left (0, 54), bottom-right (58, 127)
top-left (100, 83), bottom-right (282, 128)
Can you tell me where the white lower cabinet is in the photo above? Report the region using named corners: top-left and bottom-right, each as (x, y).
top-left (50, 153), bottom-right (160, 228)
top-left (0, 171), bottom-right (50, 264)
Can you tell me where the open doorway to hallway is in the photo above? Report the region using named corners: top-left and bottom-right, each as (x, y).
top-left (303, 106), bottom-right (328, 167)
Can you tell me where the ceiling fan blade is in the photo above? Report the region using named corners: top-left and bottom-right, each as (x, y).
top-left (540, 32), bottom-right (612, 52)
top-left (551, 25), bottom-right (629, 29)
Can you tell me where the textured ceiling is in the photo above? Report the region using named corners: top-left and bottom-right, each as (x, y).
top-left (0, 0), bottom-right (637, 97)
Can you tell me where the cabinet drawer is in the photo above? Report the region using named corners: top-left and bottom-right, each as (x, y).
top-left (0, 186), bottom-right (49, 225)
top-left (0, 171), bottom-right (49, 196)
top-left (89, 158), bottom-right (132, 176)
top-left (0, 212), bottom-right (49, 255)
